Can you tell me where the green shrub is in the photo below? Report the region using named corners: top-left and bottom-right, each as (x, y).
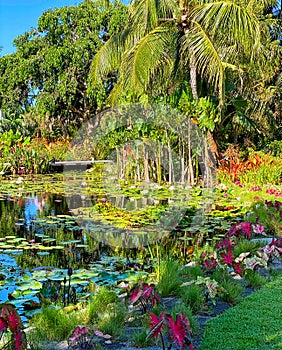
top-left (180, 264), bottom-right (204, 281)
top-left (96, 303), bottom-right (127, 336)
top-left (219, 279), bottom-right (244, 304)
top-left (233, 239), bottom-right (265, 258)
top-left (264, 140), bottom-right (282, 157)
top-left (132, 327), bottom-right (153, 347)
top-left (211, 268), bottom-right (231, 283)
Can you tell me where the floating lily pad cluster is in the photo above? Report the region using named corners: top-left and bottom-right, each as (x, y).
top-left (0, 254), bottom-right (151, 324)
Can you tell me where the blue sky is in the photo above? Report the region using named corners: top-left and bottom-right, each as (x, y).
top-left (0, 0), bottom-right (83, 56)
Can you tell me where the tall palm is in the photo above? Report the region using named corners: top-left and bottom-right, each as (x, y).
top-left (90, 0), bottom-right (278, 107)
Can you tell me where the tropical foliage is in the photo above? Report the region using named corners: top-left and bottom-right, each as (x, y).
top-left (0, 0), bottom-right (128, 137)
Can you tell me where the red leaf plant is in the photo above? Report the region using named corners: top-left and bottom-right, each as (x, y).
top-left (227, 221), bottom-right (254, 239)
top-left (69, 325), bottom-right (111, 347)
top-left (129, 280), bottom-right (161, 313)
top-left (0, 304), bottom-right (27, 350)
top-left (147, 312), bottom-right (195, 350)
top-left (221, 250), bottom-right (234, 266)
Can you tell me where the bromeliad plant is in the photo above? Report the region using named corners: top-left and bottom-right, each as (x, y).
top-left (0, 304), bottom-right (27, 350)
top-left (147, 312), bottom-right (195, 350)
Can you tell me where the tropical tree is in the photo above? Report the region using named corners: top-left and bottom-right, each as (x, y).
top-left (0, 0), bottom-right (128, 138)
top-left (90, 0), bottom-right (280, 110)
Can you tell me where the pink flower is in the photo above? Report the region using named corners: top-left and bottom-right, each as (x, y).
top-left (254, 196), bottom-right (260, 201)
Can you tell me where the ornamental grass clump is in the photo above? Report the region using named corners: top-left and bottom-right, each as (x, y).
top-left (157, 258), bottom-right (182, 297)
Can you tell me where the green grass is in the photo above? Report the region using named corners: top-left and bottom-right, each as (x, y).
top-left (27, 306), bottom-right (82, 346)
top-left (157, 258), bottom-right (182, 297)
top-left (200, 276), bottom-right (282, 349)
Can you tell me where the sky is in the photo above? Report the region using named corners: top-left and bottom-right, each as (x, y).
top-left (0, 0), bottom-right (89, 56)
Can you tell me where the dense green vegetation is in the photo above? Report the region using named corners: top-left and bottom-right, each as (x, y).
top-left (0, 0), bottom-right (281, 178)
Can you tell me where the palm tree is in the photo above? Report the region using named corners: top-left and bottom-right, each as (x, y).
top-left (90, 0), bottom-right (278, 108)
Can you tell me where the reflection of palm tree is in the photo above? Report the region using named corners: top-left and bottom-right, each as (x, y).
top-left (91, 0), bottom-right (270, 107)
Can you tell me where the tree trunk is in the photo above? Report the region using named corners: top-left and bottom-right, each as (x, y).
top-left (189, 54), bottom-right (198, 99)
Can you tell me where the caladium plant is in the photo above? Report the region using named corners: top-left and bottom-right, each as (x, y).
top-left (0, 304), bottom-right (27, 350)
top-left (147, 312), bottom-right (195, 350)
top-left (129, 280), bottom-right (161, 313)
top-left (69, 325), bottom-right (112, 347)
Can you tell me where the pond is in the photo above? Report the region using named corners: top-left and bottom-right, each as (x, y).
top-left (0, 172), bottom-right (241, 322)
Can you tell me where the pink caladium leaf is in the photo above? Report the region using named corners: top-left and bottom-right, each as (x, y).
top-left (147, 312), bottom-right (165, 339)
top-left (235, 252), bottom-right (250, 263)
top-left (228, 223), bottom-right (240, 237)
top-left (233, 262), bottom-right (243, 276)
top-left (129, 285), bottom-right (143, 304)
top-left (166, 313), bottom-right (192, 350)
top-left (142, 284), bottom-right (154, 300)
top-left (1, 304), bottom-right (23, 333)
top-left (69, 325), bottom-right (91, 344)
top-left (252, 224), bottom-right (265, 235)
top-left (13, 330), bottom-right (27, 350)
top-left (240, 221), bottom-right (252, 239)
top-left (221, 251), bottom-right (234, 266)
top-left (0, 317), bottom-right (8, 332)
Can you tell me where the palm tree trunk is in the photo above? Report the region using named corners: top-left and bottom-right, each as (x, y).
top-left (189, 54), bottom-right (198, 99)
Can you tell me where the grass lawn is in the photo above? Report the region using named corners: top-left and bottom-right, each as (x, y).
top-left (200, 274), bottom-right (282, 350)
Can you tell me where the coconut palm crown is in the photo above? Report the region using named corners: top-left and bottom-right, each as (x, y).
top-left (89, 0), bottom-right (280, 107)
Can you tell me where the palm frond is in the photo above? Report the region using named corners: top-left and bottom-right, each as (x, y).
top-left (232, 112), bottom-right (259, 132)
top-left (89, 28), bottom-right (131, 85)
top-left (246, 0), bottom-right (278, 14)
top-left (130, 0), bottom-right (158, 35)
top-left (117, 23), bottom-right (178, 98)
top-left (191, 1), bottom-right (261, 54)
top-left (184, 21), bottom-right (225, 106)
top-left (130, 0), bottom-right (180, 35)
